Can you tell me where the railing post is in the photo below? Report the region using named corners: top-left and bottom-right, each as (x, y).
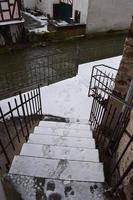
top-left (8, 102), bottom-right (20, 143)
top-left (19, 91), bottom-right (29, 138)
top-left (0, 139), bottom-right (10, 170)
top-left (76, 45), bottom-right (80, 73)
top-left (38, 85), bottom-right (43, 117)
top-left (0, 107), bottom-right (15, 150)
top-left (14, 98), bottom-right (25, 139)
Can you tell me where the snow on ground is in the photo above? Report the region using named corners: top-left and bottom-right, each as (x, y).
top-left (0, 56), bottom-right (122, 120)
top-left (29, 26), bottom-right (48, 34)
top-left (23, 11), bottom-right (48, 33)
top-left (23, 11), bottom-right (48, 26)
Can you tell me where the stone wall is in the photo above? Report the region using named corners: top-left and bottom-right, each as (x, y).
top-left (117, 111), bottom-right (133, 200)
top-left (113, 19), bottom-right (133, 199)
top-left (86, 0), bottom-right (133, 33)
top-left (115, 19), bottom-right (133, 98)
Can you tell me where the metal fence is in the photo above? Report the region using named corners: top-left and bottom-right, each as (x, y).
top-left (0, 86), bottom-right (42, 174)
top-left (88, 64), bottom-right (133, 195)
top-left (0, 52), bottom-right (78, 100)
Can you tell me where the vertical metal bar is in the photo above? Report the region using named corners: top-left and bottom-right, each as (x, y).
top-left (31, 91), bottom-right (37, 121)
top-left (96, 103), bottom-right (112, 144)
top-left (14, 98), bottom-right (25, 138)
top-left (19, 92), bottom-right (29, 137)
top-left (111, 136), bottom-right (133, 175)
top-left (24, 94), bottom-right (32, 128)
top-left (27, 92), bottom-right (34, 124)
top-left (33, 90), bottom-right (38, 120)
top-left (36, 88), bottom-right (40, 116)
top-left (8, 102), bottom-right (20, 143)
top-left (47, 55), bottom-right (50, 85)
top-left (0, 107), bottom-right (15, 150)
top-left (0, 139), bottom-right (10, 170)
top-left (88, 65), bottom-right (95, 96)
top-left (38, 85), bottom-right (43, 116)
top-left (111, 111), bottom-right (129, 156)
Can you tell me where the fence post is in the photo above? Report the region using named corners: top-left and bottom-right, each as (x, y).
top-left (38, 85), bottom-right (43, 117)
top-left (8, 102), bottom-right (20, 143)
top-left (0, 107), bottom-right (15, 150)
top-left (76, 45), bottom-right (80, 73)
top-left (19, 92), bottom-right (29, 139)
top-left (0, 139), bottom-right (10, 170)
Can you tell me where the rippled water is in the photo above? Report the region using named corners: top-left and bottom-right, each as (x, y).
top-left (0, 33), bottom-right (126, 99)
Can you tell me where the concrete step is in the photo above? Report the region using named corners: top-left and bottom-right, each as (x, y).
top-left (9, 156), bottom-right (104, 183)
top-left (28, 134), bottom-right (95, 149)
top-left (8, 174), bottom-right (105, 200)
top-left (34, 126), bottom-right (92, 138)
top-left (39, 121), bottom-right (90, 131)
top-left (20, 143), bottom-right (99, 162)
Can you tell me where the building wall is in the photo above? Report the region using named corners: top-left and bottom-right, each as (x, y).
top-left (23, 0), bottom-right (89, 23)
top-left (72, 0), bottom-right (89, 24)
top-left (86, 0), bottom-right (133, 33)
top-left (23, 0), bottom-right (36, 9)
top-left (36, 0), bottom-right (59, 17)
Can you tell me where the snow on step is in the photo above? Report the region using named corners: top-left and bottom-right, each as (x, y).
top-left (28, 134), bottom-right (95, 149)
top-left (34, 126), bottom-right (92, 138)
top-left (9, 156), bottom-right (104, 183)
top-left (8, 175), bottom-right (105, 200)
top-left (39, 121), bottom-right (90, 130)
top-left (20, 143), bottom-right (99, 162)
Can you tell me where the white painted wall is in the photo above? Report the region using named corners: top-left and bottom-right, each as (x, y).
top-left (23, 0), bottom-right (36, 9)
top-left (36, 0), bottom-right (59, 17)
top-left (86, 0), bottom-right (133, 33)
top-left (72, 0), bottom-right (89, 24)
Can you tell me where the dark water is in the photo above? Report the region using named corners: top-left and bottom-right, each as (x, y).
top-left (0, 34), bottom-right (126, 73)
top-left (0, 33), bottom-right (126, 99)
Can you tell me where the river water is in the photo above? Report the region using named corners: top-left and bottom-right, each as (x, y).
top-left (0, 33), bottom-right (126, 99)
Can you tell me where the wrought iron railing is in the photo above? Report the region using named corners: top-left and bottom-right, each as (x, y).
top-left (0, 52), bottom-right (78, 100)
top-left (88, 64), bottom-right (133, 195)
top-left (0, 86), bottom-right (42, 174)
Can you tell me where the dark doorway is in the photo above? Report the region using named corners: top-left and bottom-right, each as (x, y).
top-left (53, 2), bottom-right (72, 22)
top-left (75, 10), bottom-right (80, 23)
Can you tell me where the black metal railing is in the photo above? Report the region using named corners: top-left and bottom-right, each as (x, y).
top-left (88, 65), bottom-right (133, 195)
top-left (0, 86), bottom-right (42, 174)
top-left (0, 52), bottom-right (78, 100)
top-left (88, 64), bottom-right (118, 97)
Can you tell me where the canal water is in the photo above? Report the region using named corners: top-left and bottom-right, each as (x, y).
top-left (0, 33), bottom-right (126, 99)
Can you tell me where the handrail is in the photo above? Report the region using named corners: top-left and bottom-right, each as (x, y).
top-left (93, 86), bottom-right (133, 109)
top-left (88, 64), bottom-right (118, 96)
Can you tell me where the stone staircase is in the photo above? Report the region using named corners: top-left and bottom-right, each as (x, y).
top-left (8, 120), bottom-right (105, 200)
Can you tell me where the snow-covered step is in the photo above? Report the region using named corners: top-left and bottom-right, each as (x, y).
top-left (8, 175), bottom-right (105, 200)
top-left (39, 121), bottom-right (90, 130)
top-left (20, 143), bottom-right (99, 162)
top-left (9, 156), bottom-right (104, 183)
top-left (28, 134), bottom-right (95, 149)
top-left (34, 126), bottom-right (92, 138)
